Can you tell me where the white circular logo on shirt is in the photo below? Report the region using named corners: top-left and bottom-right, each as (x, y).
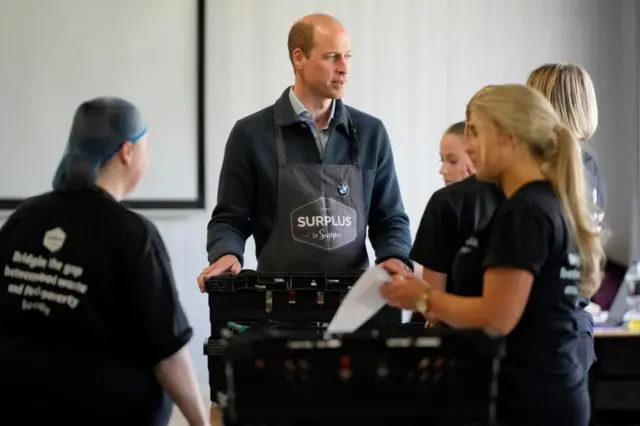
top-left (290, 197), bottom-right (358, 250)
top-left (43, 227), bottom-right (66, 253)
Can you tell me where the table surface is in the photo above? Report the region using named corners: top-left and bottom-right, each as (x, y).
top-left (594, 326), bottom-right (640, 337)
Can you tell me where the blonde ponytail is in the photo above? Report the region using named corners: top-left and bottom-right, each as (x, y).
top-left (466, 83), bottom-right (606, 297)
top-left (548, 124), bottom-right (605, 297)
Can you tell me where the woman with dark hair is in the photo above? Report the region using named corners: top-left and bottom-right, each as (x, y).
top-left (411, 121), bottom-right (481, 287)
top-left (0, 97), bottom-right (208, 426)
top-left (438, 121), bottom-right (475, 185)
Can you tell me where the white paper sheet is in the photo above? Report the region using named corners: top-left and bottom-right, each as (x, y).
top-left (326, 266), bottom-right (392, 334)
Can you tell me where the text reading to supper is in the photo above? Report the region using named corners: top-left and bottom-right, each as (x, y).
top-left (4, 250), bottom-right (87, 317)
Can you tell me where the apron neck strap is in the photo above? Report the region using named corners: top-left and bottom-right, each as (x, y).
top-left (274, 112), bottom-right (288, 165)
top-left (344, 108), bottom-right (360, 167)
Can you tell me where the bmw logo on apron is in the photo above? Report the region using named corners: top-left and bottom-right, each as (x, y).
top-left (337, 183), bottom-right (349, 196)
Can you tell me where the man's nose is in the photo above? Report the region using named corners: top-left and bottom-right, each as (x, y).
top-left (336, 58), bottom-right (348, 74)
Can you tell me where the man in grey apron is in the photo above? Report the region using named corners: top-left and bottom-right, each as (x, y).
top-left (256, 106), bottom-right (368, 273)
top-left (198, 13), bottom-right (413, 289)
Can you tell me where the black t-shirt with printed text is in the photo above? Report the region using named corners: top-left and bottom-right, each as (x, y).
top-left (411, 150), bottom-right (606, 294)
top-left (410, 175), bottom-right (505, 294)
top-left (0, 186), bottom-right (192, 424)
top-left (452, 180), bottom-right (589, 421)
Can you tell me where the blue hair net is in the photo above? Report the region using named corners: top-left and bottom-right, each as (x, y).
top-left (52, 97), bottom-right (147, 191)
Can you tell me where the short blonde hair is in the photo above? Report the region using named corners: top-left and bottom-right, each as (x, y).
top-left (526, 63), bottom-right (598, 141)
top-left (466, 84), bottom-right (604, 297)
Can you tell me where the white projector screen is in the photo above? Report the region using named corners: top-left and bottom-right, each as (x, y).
top-left (0, 0), bottom-right (205, 210)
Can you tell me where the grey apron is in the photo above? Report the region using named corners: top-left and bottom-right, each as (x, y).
top-left (256, 111), bottom-right (369, 274)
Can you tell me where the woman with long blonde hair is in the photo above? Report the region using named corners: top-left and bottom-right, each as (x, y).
top-left (526, 63), bottom-right (606, 216)
top-left (527, 63), bottom-right (605, 372)
top-left (383, 84), bottom-right (603, 424)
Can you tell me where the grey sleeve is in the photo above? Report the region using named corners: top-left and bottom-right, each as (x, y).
top-left (206, 122), bottom-right (254, 265)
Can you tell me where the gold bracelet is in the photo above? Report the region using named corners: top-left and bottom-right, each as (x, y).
top-left (415, 288), bottom-right (430, 315)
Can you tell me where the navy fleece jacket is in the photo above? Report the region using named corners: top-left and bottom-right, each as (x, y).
top-left (206, 87), bottom-right (412, 269)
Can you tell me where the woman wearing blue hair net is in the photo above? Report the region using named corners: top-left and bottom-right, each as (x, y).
top-left (0, 97), bottom-right (209, 426)
top-left (52, 96), bottom-right (150, 194)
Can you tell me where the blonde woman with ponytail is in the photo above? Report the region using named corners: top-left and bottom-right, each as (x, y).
top-left (527, 63), bottom-right (606, 214)
top-left (527, 62), bottom-right (605, 374)
top-left (380, 84), bottom-right (603, 425)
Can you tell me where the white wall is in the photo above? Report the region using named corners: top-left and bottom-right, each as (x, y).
top-left (1, 0), bottom-right (638, 392)
top-left (0, 0), bottom-right (202, 203)
top-left (595, 0), bottom-right (640, 264)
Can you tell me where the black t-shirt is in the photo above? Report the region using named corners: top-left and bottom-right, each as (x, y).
top-left (0, 187), bottom-right (192, 421)
top-left (452, 180), bottom-right (588, 415)
top-left (410, 175), bottom-right (505, 294)
top-left (412, 150), bottom-right (605, 290)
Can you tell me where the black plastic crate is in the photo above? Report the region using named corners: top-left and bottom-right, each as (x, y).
top-left (204, 270), bottom-right (403, 327)
top-left (205, 321), bottom-right (328, 402)
top-left (217, 326), bottom-right (504, 425)
top-left (205, 319), bottom-right (414, 403)
top-left (203, 270), bottom-right (406, 403)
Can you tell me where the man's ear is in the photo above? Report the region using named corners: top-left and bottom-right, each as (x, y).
top-left (292, 48), bottom-right (305, 70)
